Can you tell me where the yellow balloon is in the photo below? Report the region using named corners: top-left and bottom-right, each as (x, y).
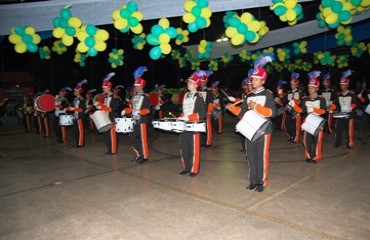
top-left (342, 2), bottom-right (352, 11)
top-left (241, 12), bottom-right (253, 24)
top-left (183, 13), bottom-right (195, 23)
top-left (25, 27), bottom-right (35, 35)
top-left (250, 34), bottom-right (260, 44)
top-left (325, 13), bottom-right (338, 25)
top-left (322, 7), bottom-right (333, 18)
top-left (118, 49), bottom-right (124, 54)
top-left (345, 35), bottom-right (353, 42)
top-left (77, 43), bottom-right (88, 52)
top-left (279, 15), bottom-right (287, 22)
top-left (249, 21), bottom-right (261, 32)
top-left (137, 43), bottom-right (144, 50)
top-left (225, 27), bottom-right (237, 38)
top-left (131, 11), bottom-right (144, 21)
top-left (184, 0), bottom-right (196, 12)
top-left (201, 8), bottom-right (212, 18)
top-left (206, 18), bottom-right (211, 27)
top-left (8, 34), bottom-right (21, 44)
top-left (231, 33), bottom-right (244, 46)
top-left (285, 0), bottom-right (297, 9)
top-left (318, 53), bottom-right (324, 59)
top-left (68, 17), bottom-right (82, 28)
top-left (114, 18), bottom-right (128, 30)
top-left (158, 18), bottom-right (170, 28)
top-left (286, 9), bottom-right (297, 22)
top-left (95, 41), bottom-right (106, 51)
top-left (159, 33), bottom-right (170, 44)
top-left (301, 49), bottom-right (307, 54)
top-left (62, 35), bottom-right (73, 46)
top-left (341, 18), bottom-right (352, 25)
top-left (53, 28), bottom-right (65, 38)
top-left (131, 24), bottom-right (143, 34)
top-left (32, 34), bottom-right (41, 44)
top-left (112, 10), bottom-right (120, 20)
top-left (160, 43), bottom-right (171, 54)
top-left (96, 29), bottom-right (109, 41)
top-left (15, 42), bottom-right (27, 53)
top-left (198, 48), bottom-right (205, 54)
top-left (77, 31), bottom-right (88, 41)
top-left (288, 19), bottom-right (297, 26)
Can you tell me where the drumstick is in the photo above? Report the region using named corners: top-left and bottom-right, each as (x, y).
top-left (220, 88), bottom-right (229, 97)
top-left (229, 99), bottom-right (244, 107)
top-left (221, 88), bottom-right (238, 102)
top-left (169, 112), bottom-right (177, 118)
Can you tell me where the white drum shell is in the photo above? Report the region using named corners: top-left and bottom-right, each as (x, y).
top-left (301, 113), bottom-right (325, 136)
top-left (236, 110), bottom-right (269, 142)
top-left (90, 110), bottom-right (112, 132)
top-left (152, 120), bottom-right (172, 131)
top-left (185, 122), bottom-right (206, 132)
top-left (171, 121), bottom-right (186, 133)
top-left (59, 115), bottom-right (74, 126)
top-left (365, 104), bottom-right (370, 115)
top-left (115, 118), bottom-right (133, 133)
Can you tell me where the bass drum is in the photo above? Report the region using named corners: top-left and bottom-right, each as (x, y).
top-left (35, 94), bottom-right (55, 112)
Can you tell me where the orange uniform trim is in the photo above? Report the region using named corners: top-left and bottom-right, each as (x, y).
top-left (349, 119), bottom-right (355, 148)
top-left (313, 108), bottom-right (325, 115)
top-left (329, 104), bottom-right (336, 111)
top-left (294, 114), bottom-right (301, 143)
top-left (188, 113), bottom-right (199, 121)
top-left (207, 103), bottom-right (214, 114)
top-left (61, 126), bottom-right (67, 142)
top-left (110, 123), bottom-right (117, 154)
top-left (139, 109), bottom-right (150, 116)
top-left (254, 104), bottom-right (272, 117)
top-left (191, 133), bottom-right (201, 174)
top-left (263, 134), bottom-right (271, 187)
top-left (140, 123), bottom-right (149, 159)
top-left (228, 105), bottom-right (241, 116)
top-left (314, 129), bottom-right (324, 161)
top-left (124, 107), bottom-right (132, 115)
top-left (292, 104), bottom-right (302, 113)
top-left (77, 119), bottom-right (84, 146)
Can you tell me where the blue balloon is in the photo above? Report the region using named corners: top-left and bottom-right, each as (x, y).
top-left (87, 48), bottom-right (98, 57)
top-left (127, 1), bottom-right (138, 12)
top-left (86, 25), bottom-right (97, 36)
top-left (85, 37), bottom-right (96, 47)
top-left (151, 25), bottom-right (164, 36)
top-left (150, 46), bottom-right (162, 60)
top-left (165, 27), bottom-right (177, 38)
top-left (188, 22), bottom-right (198, 33)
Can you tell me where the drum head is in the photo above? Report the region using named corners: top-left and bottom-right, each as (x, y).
top-left (38, 94), bottom-right (55, 112)
top-left (251, 121), bottom-right (270, 142)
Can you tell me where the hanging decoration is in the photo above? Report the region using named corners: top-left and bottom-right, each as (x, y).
top-left (239, 49), bottom-right (252, 63)
top-left (221, 53), bottom-right (233, 68)
top-left (146, 18), bottom-right (177, 60)
top-left (251, 50), bottom-right (263, 61)
top-left (190, 59), bottom-right (201, 70)
top-left (74, 50), bottom-right (88, 67)
top-left (316, 51), bottom-right (336, 66)
top-left (336, 54), bottom-right (349, 68)
top-left (263, 47), bottom-right (274, 54)
top-left (316, 0), bottom-right (353, 29)
top-left (52, 5), bottom-right (81, 46)
top-left (52, 40), bottom-right (67, 55)
top-left (132, 33), bottom-right (146, 50)
top-left (183, 0), bottom-right (212, 33)
top-left (208, 59), bottom-right (219, 71)
top-left (197, 40), bottom-right (212, 59)
top-left (277, 48), bottom-right (291, 61)
top-left (108, 48), bottom-right (124, 68)
top-left (39, 46), bottom-right (51, 59)
top-left (223, 11), bottom-right (238, 28)
top-left (178, 57), bottom-right (187, 68)
top-left (270, 0), bottom-right (304, 26)
top-left (175, 28), bottom-right (190, 45)
top-left (335, 25), bottom-right (352, 46)
top-left (112, 1), bottom-right (144, 34)
top-left (77, 24), bottom-right (109, 57)
top-left (8, 26), bottom-right (41, 54)
top-left (225, 12), bottom-right (268, 46)
top-left (350, 42), bottom-right (367, 57)
top-left (292, 41), bottom-right (307, 55)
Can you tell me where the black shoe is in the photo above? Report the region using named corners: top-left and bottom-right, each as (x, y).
top-left (188, 172), bottom-right (198, 177)
top-left (312, 160), bottom-right (319, 164)
top-left (287, 137), bottom-right (292, 142)
top-left (179, 170), bottom-right (190, 175)
top-left (346, 145), bottom-right (352, 150)
top-left (246, 183), bottom-right (257, 190)
top-left (255, 185), bottom-right (264, 192)
top-left (131, 156), bottom-right (140, 162)
top-left (305, 158), bottom-right (313, 163)
top-left (334, 144), bottom-right (342, 147)
top-left (136, 158), bottom-right (147, 164)
top-left (104, 151), bottom-right (112, 155)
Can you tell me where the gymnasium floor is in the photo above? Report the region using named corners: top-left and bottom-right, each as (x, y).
top-left (0, 115), bottom-right (369, 240)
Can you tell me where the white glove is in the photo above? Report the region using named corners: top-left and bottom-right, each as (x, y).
top-left (288, 100), bottom-right (295, 107)
top-left (357, 94), bottom-right (362, 98)
top-left (93, 101), bottom-right (99, 107)
top-left (178, 115), bottom-right (188, 121)
top-left (274, 97), bottom-right (280, 103)
top-left (69, 107), bottom-right (75, 111)
top-left (96, 105), bottom-right (102, 110)
top-left (121, 110), bottom-right (126, 116)
top-left (227, 96), bottom-right (236, 102)
top-left (278, 89), bottom-right (283, 95)
top-left (133, 111), bottom-right (140, 120)
top-left (155, 105), bottom-right (160, 110)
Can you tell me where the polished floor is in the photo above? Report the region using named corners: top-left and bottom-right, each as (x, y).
top-left (1, 115), bottom-right (370, 240)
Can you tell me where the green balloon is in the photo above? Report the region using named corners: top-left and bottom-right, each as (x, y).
top-left (59, 19), bottom-right (68, 28)
top-left (245, 31), bottom-right (256, 42)
top-left (198, 0), bottom-right (208, 8)
top-left (188, 22), bottom-right (198, 33)
top-left (228, 17), bottom-right (240, 27)
top-left (86, 25), bottom-right (97, 36)
top-left (60, 9), bottom-right (71, 20)
top-left (165, 27), bottom-right (177, 38)
top-left (127, 1), bottom-right (138, 12)
top-left (351, 0), bottom-right (362, 6)
top-left (66, 27), bottom-right (76, 36)
top-left (27, 43), bottom-right (38, 53)
top-left (87, 48), bottom-right (98, 57)
top-left (120, 9), bottom-right (131, 18)
top-left (195, 17), bottom-right (206, 29)
top-left (14, 26), bottom-right (24, 35)
top-left (22, 34), bottom-right (33, 43)
top-left (237, 24), bottom-right (248, 34)
top-left (85, 37), bottom-right (96, 47)
top-left (52, 18), bottom-right (60, 27)
top-left (331, 2), bottom-right (343, 13)
top-left (191, 6), bottom-right (201, 16)
top-left (322, 0), bottom-right (335, 8)
top-left (146, 34), bottom-right (160, 45)
top-left (150, 46), bottom-right (162, 60)
top-left (339, 11), bottom-right (351, 22)
top-left (128, 17), bottom-right (139, 27)
top-left (274, 5), bottom-right (287, 16)
top-left (151, 25), bottom-right (163, 36)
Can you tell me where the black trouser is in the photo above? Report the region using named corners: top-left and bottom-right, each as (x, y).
top-left (129, 122), bottom-right (148, 159)
top-left (53, 115), bottom-right (62, 141)
top-left (246, 134), bottom-right (271, 187)
top-left (179, 131), bottom-right (200, 173)
top-left (335, 117), bottom-right (354, 147)
top-left (73, 118), bottom-right (84, 147)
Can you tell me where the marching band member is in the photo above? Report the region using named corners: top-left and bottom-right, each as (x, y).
top-left (33, 92), bottom-right (43, 135)
top-left (296, 71), bottom-right (327, 163)
top-left (114, 85), bottom-right (126, 118)
top-left (357, 82), bottom-right (370, 136)
top-left (96, 73), bottom-right (119, 154)
top-left (122, 67), bottom-right (151, 163)
top-left (226, 55), bottom-right (276, 192)
top-left (282, 72), bottom-right (303, 143)
top-left (153, 84), bottom-right (166, 119)
top-left (67, 80), bottom-right (87, 148)
top-left (198, 70), bottom-right (214, 147)
top-left (274, 80), bottom-right (286, 131)
top-left (22, 94), bottom-right (34, 132)
top-left (54, 87), bottom-right (71, 143)
top-left (211, 81), bottom-right (223, 134)
top-left (333, 70), bottom-right (360, 149)
top-left (320, 73), bottom-right (336, 134)
top-left (40, 89), bottom-right (51, 138)
top-left (178, 71), bottom-right (205, 176)
top-left (85, 89), bottom-right (96, 132)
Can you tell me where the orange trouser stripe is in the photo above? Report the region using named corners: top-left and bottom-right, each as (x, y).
top-left (61, 126), bottom-right (67, 142)
top-left (314, 129), bottom-right (324, 161)
top-left (110, 123), bottom-right (117, 153)
top-left (44, 118), bottom-right (50, 137)
top-left (191, 133), bottom-right (201, 174)
top-left (349, 119), bottom-right (355, 147)
top-left (140, 123), bottom-right (149, 159)
top-left (206, 118), bottom-right (212, 145)
top-left (263, 134), bottom-right (271, 187)
top-left (77, 119), bottom-right (84, 146)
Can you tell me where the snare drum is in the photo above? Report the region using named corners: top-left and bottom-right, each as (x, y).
top-left (171, 120), bottom-right (186, 133)
top-left (152, 119), bottom-right (172, 131)
top-left (59, 114), bottom-right (74, 126)
top-left (333, 112), bottom-right (349, 118)
top-left (301, 113), bottom-right (325, 136)
top-left (236, 110), bottom-right (270, 142)
top-left (115, 117), bottom-right (133, 133)
top-left (185, 121), bottom-right (206, 132)
top-left (90, 110), bottom-right (112, 132)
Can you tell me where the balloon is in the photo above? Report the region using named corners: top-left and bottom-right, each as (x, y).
top-left (231, 33), bottom-right (244, 45)
top-left (188, 22), bottom-right (198, 33)
top-left (22, 34), bottom-right (32, 43)
top-left (195, 17), bottom-right (206, 28)
top-left (131, 11), bottom-right (144, 21)
top-left (286, 9), bottom-right (297, 21)
top-left (85, 37), bottom-right (95, 47)
top-left (131, 24), bottom-right (143, 34)
top-left (322, 0), bottom-right (335, 8)
top-left (27, 43), bottom-right (38, 53)
top-left (147, 34), bottom-right (160, 45)
top-left (184, 0), bottom-right (196, 12)
top-left (274, 5), bottom-right (287, 16)
top-left (159, 34), bottom-right (170, 43)
top-left (95, 41), bottom-right (106, 51)
top-left (95, 29), bottom-right (109, 41)
top-left (228, 17), bottom-right (240, 27)
top-left (59, 19), bottom-right (68, 28)
top-left (114, 18), bottom-right (128, 30)
top-left (8, 34), bottom-right (21, 44)
top-left (128, 17), bottom-right (139, 27)
top-left (25, 27), bottom-right (35, 35)
top-left (165, 27), bottom-right (177, 38)
top-left (325, 13), bottom-right (338, 24)
top-left (225, 27), bottom-right (237, 37)
top-left (241, 12), bottom-right (253, 23)
top-left (120, 9), bottom-right (131, 18)
top-left (60, 9), bottom-right (71, 20)
top-left (152, 25), bottom-right (164, 36)
top-left (198, 0), bottom-right (208, 8)
top-left (331, 2), bottom-right (343, 13)
top-left (183, 13), bottom-right (196, 23)
top-left (15, 42), bottom-right (27, 53)
top-left (77, 43), bottom-right (88, 52)
top-left (160, 43), bottom-right (171, 54)
top-left (338, 11), bottom-right (351, 22)
top-left (65, 26), bottom-right (76, 36)
top-left (14, 26), bottom-right (24, 35)
top-left (201, 8), bottom-right (212, 18)
top-left (62, 35), bottom-right (73, 46)
top-left (112, 10), bottom-right (120, 20)
top-left (52, 18), bottom-right (60, 27)
top-left (53, 28), bottom-right (65, 38)
top-left (249, 21), bottom-right (261, 32)
top-left (68, 17), bottom-right (81, 28)
top-left (77, 31), bottom-right (88, 41)
top-left (285, 0), bottom-right (297, 9)
top-left (206, 18), bottom-right (211, 27)
top-left (32, 34), bottom-right (41, 44)
top-left (191, 6), bottom-right (201, 16)
top-left (159, 18), bottom-right (170, 28)
top-left (87, 48), bottom-right (98, 57)
top-left (344, 35), bottom-right (352, 42)
top-left (127, 1), bottom-right (138, 12)
top-left (150, 46), bottom-right (162, 60)
top-left (245, 31), bottom-right (256, 42)
top-left (237, 23), bottom-right (248, 34)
